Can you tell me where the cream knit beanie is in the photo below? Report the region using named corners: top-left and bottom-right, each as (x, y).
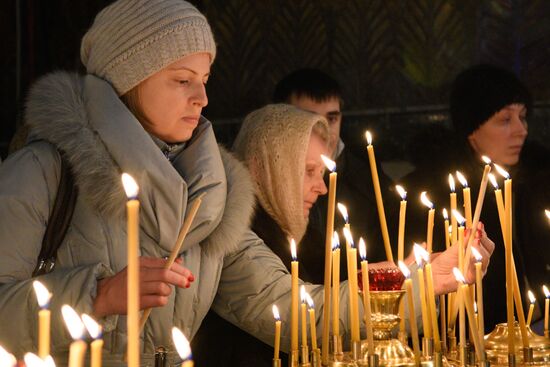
top-left (233, 104), bottom-right (329, 243)
top-left (81, 0), bottom-right (216, 96)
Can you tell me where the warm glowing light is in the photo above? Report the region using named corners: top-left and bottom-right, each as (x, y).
top-left (82, 314), bottom-right (101, 339)
top-left (290, 238), bottom-right (297, 261)
top-left (482, 156), bottom-right (492, 165)
top-left (43, 356), bottom-right (55, 367)
top-left (474, 301), bottom-right (478, 313)
top-left (301, 285), bottom-right (307, 303)
top-left (488, 173), bottom-right (498, 189)
top-left (24, 353), bottom-right (43, 367)
top-left (420, 191), bottom-right (434, 209)
top-left (33, 280), bottom-right (52, 309)
top-left (343, 226), bottom-right (354, 248)
top-left (493, 164), bottom-right (510, 179)
top-left (172, 327), bottom-right (192, 360)
top-left (543, 285), bottom-right (550, 299)
top-left (448, 225), bottom-right (452, 234)
top-left (453, 267), bottom-right (466, 284)
top-left (448, 174), bottom-right (455, 192)
top-left (121, 173), bottom-right (139, 199)
top-left (0, 345), bottom-right (16, 367)
top-left (456, 171), bottom-right (468, 187)
top-left (442, 208), bottom-right (448, 220)
top-left (398, 261), bottom-right (410, 279)
top-left (272, 304), bottom-right (280, 321)
top-left (545, 209), bottom-right (550, 220)
top-left (452, 209), bottom-right (466, 226)
top-left (337, 203), bottom-right (349, 223)
top-left (413, 243), bottom-right (429, 266)
top-left (471, 247), bottom-right (482, 263)
top-left (528, 291), bottom-right (536, 304)
top-left (320, 155), bottom-right (336, 172)
top-left (365, 131), bottom-right (373, 145)
top-left (395, 185), bottom-right (407, 200)
top-left (332, 232), bottom-right (340, 251)
top-left (61, 305), bottom-right (85, 340)
top-left (358, 238), bottom-right (367, 261)
top-left (306, 294), bottom-right (314, 309)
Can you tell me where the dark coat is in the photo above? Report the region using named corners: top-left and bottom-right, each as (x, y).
top-left (402, 130), bottom-right (550, 332)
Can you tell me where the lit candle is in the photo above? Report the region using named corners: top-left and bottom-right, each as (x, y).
top-left (343, 227), bottom-right (360, 342)
top-left (451, 210), bottom-right (465, 351)
top-left (320, 155), bottom-right (336, 364)
top-left (471, 247), bottom-right (485, 337)
top-left (413, 244), bottom-right (431, 339)
top-left (420, 192), bottom-right (435, 253)
top-left (395, 185), bottom-right (407, 262)
top-left (306, 294), bottom-right (318, 351)
top-left (494, 164), bottom-right (516, 353)
top-left (526, 291), bottom-right (536, 326)
top-left (453, 268), bottom-right (485, 361)
top-left (272, 305), bottom-right (281, 360)
top-left (416, 244), bottom-right (441, 351)
top-left (443, 209), bottom-right (450, 249)
top-left (172, 327), bottom-right (193, 367)
top-left (456, 171), bottom-right (472, 228)
top-left (365, 131), bottom-right (393, 262)
top-left (290, 238), bottom-right (299, 353)
top-left (301, 286), bottom-right (308, 352)
top-left (0, 345), bottom-right (16, 367)
top-left (338, 203), bottom-right (353, 335)
top-left (399, 261), bottom-right (420, 366)
top-left (359, 238), bottom-right (375, 356)
top-left (24, 353), bottom-right (55, 367)
top-left (449, 174), bottom-right (458, 244)
top-left (543, 285), bottom-right (550, 338)
top-left (33, 281), bottom-right (52, 358)
top-left (61, 305), bottom-right (87, 367)
top-left (331, 232), bottom-right (341, 337)
top-left (82, 314), bottom-right (103, 367)
top-left (121, 173), bottom-right (140, 367)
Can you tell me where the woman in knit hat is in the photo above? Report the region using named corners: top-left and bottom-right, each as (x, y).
top-left (403, 64), bottom-right (550, 332)
top-left (0, 1), bottom-right (359, 364)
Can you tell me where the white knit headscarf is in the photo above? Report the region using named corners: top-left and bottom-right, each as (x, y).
top-left (233, 104), bottom-right (329, 243)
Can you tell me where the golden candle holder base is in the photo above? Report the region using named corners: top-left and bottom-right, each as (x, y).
top-left (290, 350), bottom-right (300, 367)
top-left (312, 348), bottom-right (322, 367)
top-left (484, 322), bottom-right (550, 366)
top-left (273, 358), bottom-right (282, 367)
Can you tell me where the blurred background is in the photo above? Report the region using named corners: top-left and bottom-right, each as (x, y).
top-left (2, 0), bottom-right (550, 180)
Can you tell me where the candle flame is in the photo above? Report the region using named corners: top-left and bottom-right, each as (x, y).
top-left (44, 356), bottom-right (55, 367)
top-left (0, 346), bottom-right (16, 367)
top-left (272, 304), bottom-right (280, 320)
top-left (453, 267), bottom-right (466, 284)
top-left (290, 238), bottom-right (297, 261)
top-left (471, 247), bottom-right (482, 262)
top-left (493, 164), bottom-right (510, 179)
top-left (398, 261), bottom-right (410, 279)
top-left (420, 191), bottom-right (434, 209)
top-left (121, 173), bottom-right (139, 199)
top-left (448, 174), bottom-right (455, 192)
top-left (320, 154), bottom-right (336, 172)
top-left (365, 131), bottom-right (373, 145)
top-left (306, 293), bottom-right (314, 309)
top-left (413, 243), bottom-right (429, 265)
top-left (171, 327), bottom-right (192, 360)
top-left (358, 237), bottom-right (367, 261)
top-left (337, 203), bottom-right (349, 223)
top-left (474, 301), bottom-right (478, 313)
top-left (455, 171), bottom-right (468, 187)
top-left (442, 208), bottom-right (448, 220)
top-left (488, 173), bottom-right (499, 189)
top-left (482, 156), bottom-right (492, 165)
top-left (342, 226), bottom-right (354, 248)
top-left (545, 209), bottom-right (550, 220)
top-left (332, 232), bottom-right (340, 251)
top-left (61, 305), bottom-right (85, 340)
top-left (451, 209), bottom-right (466, 227)
top-left (33, 280), bottom-right (52, 309)
top-left (528, 290), bottom-right (536, 304)
top-left (543, 285), bottom-right (550, 298)
top-left (395, 185), bottom-right (407, 200)
top-left (24, 353), bottom-right (44, 367)
top-left (81, 313), bottom-right (102, 339)
top-left (301, 285), bottom-right (307, 303)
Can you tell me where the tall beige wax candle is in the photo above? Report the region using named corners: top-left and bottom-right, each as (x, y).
top-left (443, 209), bottom-right (450, 249)
top-left (471, 248), bottom-right (485, 337)
top-left (273, 305), bottom-right (281, 360)
top-left (365, 131), bottom-right (393, 262)
top-left (331, 232), bottom-right (341, 336)
top-left (395, 185), bottom-right (407, 262)
top-left (301, 286), bottom-right (308, 354)
top-left (504, 174), bottom-right (515, 353)
top-left (425, 262), bottom-right (441, 352)
top-left (420, 192), bottom-right (435, 253)
top-left (359, 238), bottom-right (374, 356)
top-left (526, 291), bottom-right (535, 326)
top-left (321, 155), bottom-right (337, 364)
top-left (399, 262), bottom-right (420, 366)
top-left (62, 305), bottom-right (88, 367)
top-left (343, 228), bottom-right (360, 342)
top-left (122, 173), bottom-right (140, 367)
top-left (82, 314), bottom-right (103, 367)
top-left (33, 281), bottom-right (51, 359)
top-left (290, 239), bottom-right (299, 353)
top-left (306, 295), bottom-right (318, 351)
top-left (413, 244), bottom-right (431, 339)
top-left (543, 285), bottom-right (549, 337)
top-left (456, 171), bottom-right (472, 228)
top-left (449, 174), bottom-right (458, 245)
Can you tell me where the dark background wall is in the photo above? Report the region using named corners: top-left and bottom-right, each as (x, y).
top-left (2, 0), bottom-right (550, 168)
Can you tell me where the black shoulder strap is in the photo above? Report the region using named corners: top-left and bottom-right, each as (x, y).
top-left (32, 150), bottom-right (78, 277)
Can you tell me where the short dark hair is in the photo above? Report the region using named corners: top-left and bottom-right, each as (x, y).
top-left (273, 68), bottom-right (343, 104)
